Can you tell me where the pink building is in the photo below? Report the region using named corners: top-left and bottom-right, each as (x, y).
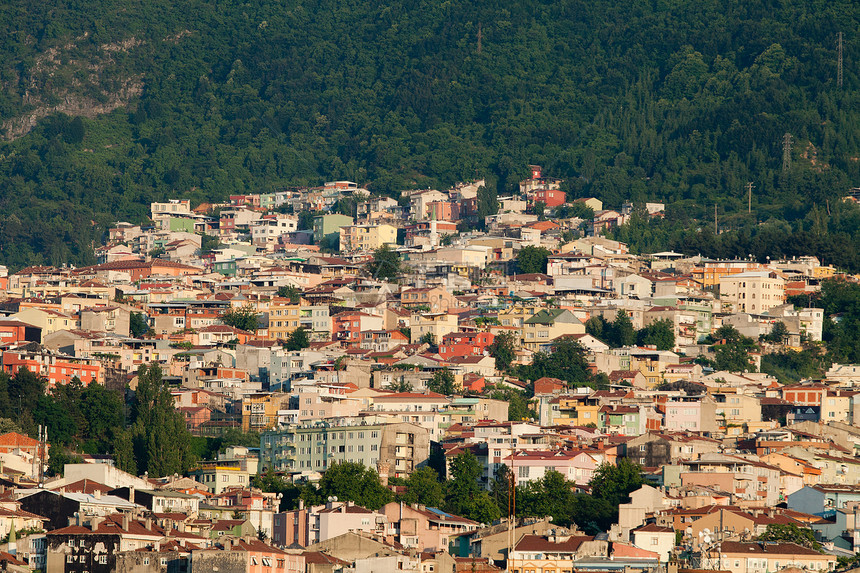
top-left (382, 502), bottom-right (478, 552)
top-left (503, 450), bottom-right (600, 486)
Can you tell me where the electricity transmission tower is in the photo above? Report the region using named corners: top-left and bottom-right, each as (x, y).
top-left (746, 182), bottom-right (754, 213)
top-left (782, 133), bottom-right (792, 172)
top-left (838, 32), bottom-right (844, 89)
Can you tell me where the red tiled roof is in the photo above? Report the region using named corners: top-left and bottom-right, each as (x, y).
top-left (0, 432), bottom-right (39, 448)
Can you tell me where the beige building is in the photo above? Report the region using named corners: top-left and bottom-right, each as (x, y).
top-left (401, 287), bottom-right (458, 312)
top-left (522, 309), bottom-right (585, 351)
top-left (410, 312), bottom-right (459, 344)
top-left (190, 446), bottom-right (260, 494)
top-left (11, 307), bottom-right (76, 339)
top-left (704, 541), bottom-right (835, 573)
top-left (261, 419), bottom-right (430, 478)
top-left (719, 270), bottom-right (785, 314)
top-left (79, 305), bottom-right (130, 336)
top-left (821, 390), bottom-right (857, 424)
top-left (713, 391), bottom-right (762, 435)
top-left (339, 224), bottom-right (397, 253)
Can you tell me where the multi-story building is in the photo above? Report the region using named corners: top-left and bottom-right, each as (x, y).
top-left (680, 454), bottom-right (782, 507)
top-left (401, 287), bottom-right (458, 313)
top-left (273, 500), bottom-right (385, 547)
top-left (313, 214), bottom-right (354, 244)
top-left (338, 224), bottom-right (396, 253)
top-left (702, 542), bottom-right (835, 573)
top-left (267, 298), bottom-right (303, 341)
top-left (332, 311), bottom-right (384, 347)
top-left (692, 259), bottom-right (764, 289)
top-left (410, 312), bottom-right (459, 344)
top-left (190, 446), bottom-right (260, 494)
top-left (260, 418), bottom-right (430, 477)
top-left (1, 346), bottom-right (101, 386)
top-left (519, 165), bottom-right (565, 207)
top-left (521, 309), bottom-right (585, 351)
top-left (720, 271), bottom-right (786, 314)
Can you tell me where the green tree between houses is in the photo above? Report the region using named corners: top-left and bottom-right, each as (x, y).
top-left (636, 319), bottom-right (675, 350)
top-left (516, 246), bottom-right (551, 274)
top-left (301, 461), bottom-right (392, 510)
top-left (221, 305), bottom-right (260, 333)
top-left (130, 312), bottom-right (151, 338)
top-left (400, 466), bottom-right (444, 508)
top-left (365, 245), bottom-right (401, 281)
top-left (284, 326), bottom-right (311, 351)
top-left (276, 285), bottom-right (302, 304)
top-left (125, 364), bottom-right (195, 477)
top-left (427, 368), bottom-right (456, 395)
top-left (487, 331), bottom-right (516, 372)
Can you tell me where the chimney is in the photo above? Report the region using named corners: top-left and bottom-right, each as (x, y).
top-left (145, 516), bottom-right (152, 531)
top-left (93, 489), bottom-right (101, 500)
top-left (122, 513), bottom-right (129, 531)
top-left (75, 512), bottom-right (82, 526)
top-left (129, 486), bottom-right (135, 504)
top-left (90, 517), bottom-right (104, 531)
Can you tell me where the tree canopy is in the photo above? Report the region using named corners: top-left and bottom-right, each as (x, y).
top-left (221, 306), bottom-right (260, 333)
top-left (365, 245), bottom-right (401, 281)
top-left (123, 363), bottom-right (195, 477)
top-left (0, 0), bottom-right (859, 270)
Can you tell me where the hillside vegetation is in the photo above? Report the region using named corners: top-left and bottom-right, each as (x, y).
top-left (0, 0), bottom-right (859, 268)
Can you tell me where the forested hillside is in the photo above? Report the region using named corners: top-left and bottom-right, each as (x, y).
top-left (1, 0), bottom-right (859, 268)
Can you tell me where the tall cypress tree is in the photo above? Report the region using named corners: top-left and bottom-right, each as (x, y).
top-left (130, 364), bottom-right (194, 477)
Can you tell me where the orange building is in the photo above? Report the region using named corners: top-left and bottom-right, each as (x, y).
top-left (1, 349), bottom-right (101, 386)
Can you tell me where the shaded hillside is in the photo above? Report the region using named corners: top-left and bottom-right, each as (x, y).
top-left (0, 0), bottom-right (859, 267)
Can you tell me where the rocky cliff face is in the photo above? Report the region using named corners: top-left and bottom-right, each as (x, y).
top-left (1, 34), bottom-right (144, 140)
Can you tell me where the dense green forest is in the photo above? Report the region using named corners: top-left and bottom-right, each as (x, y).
top-left (0, 0), bottom-right (859, 268)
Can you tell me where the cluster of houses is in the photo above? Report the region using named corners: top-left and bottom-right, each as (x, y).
top-left (0, 169), bottom-right (857, 572)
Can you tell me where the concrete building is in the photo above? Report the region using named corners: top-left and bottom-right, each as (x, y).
top-left (719, 271), bottom-right (785, 314)
top-left (338, 224), bottom-right (396, 253)
top-left (260, 418), bottom-right (430, 478)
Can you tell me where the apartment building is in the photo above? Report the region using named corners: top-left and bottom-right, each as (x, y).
top-left (260, 419), bottom-right (430, 477)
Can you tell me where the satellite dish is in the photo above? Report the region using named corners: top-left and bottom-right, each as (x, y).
top-left (698, 532), bottom-right (704, 538)
top-left (703, 528), bottom-right (711, 535)
top-left (704, 535), bottom-right (712, 544)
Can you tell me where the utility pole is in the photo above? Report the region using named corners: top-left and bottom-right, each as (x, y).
top-left (746, 182), bottom-right (754, 214)
top-left (714, 204), bottom-right (718, 234)
top-left (838, 32), bottom-right (844, 89)
top-left (782, 133), bottom-right (792, 172)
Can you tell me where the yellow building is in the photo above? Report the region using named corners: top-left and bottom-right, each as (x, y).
top-left (410, 312), bottom-right (459, 344)
top-left (267, 297), bottom-right (303, 341)
top-left (551, 394), bottom-right (601, 426)
top-left (692, 259), bottom-right (763, 289)
top-left (240, 392), bottom-right (291, 432)
top-left (338, 223), bottom-right (397, 253)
